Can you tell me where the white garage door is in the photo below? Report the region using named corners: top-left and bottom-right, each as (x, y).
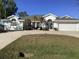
top-left (59, 24), bottom-right (77, 31)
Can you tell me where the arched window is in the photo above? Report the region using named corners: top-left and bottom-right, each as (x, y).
top-left (47, 19), bottom-right (52, 22)
top-left (11, 19), bottom-right (17, 26)
top-left (11, 19), bottom-right (16, 21)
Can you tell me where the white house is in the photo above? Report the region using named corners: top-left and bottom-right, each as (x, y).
top-left (0, 15), bottom-right (23, 31)
top-left (43, 13), bottom-right (57, 21)
top-left (43, 13), bottom-right (79, 31)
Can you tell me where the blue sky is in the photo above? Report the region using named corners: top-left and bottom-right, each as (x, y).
top-left (15, 0), bottom-right (79, 18)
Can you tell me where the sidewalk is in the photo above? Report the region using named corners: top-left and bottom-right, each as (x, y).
top-left (0, 31), bottom-right (25, 50)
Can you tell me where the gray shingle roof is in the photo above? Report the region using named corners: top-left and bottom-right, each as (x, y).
top-left (56, 16), bottom-right (79, 20)
top-left (54, 20), bottom-right (79, 23)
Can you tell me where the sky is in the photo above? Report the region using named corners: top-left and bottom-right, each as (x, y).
top-left (15, 0), bottom-right (79, 18)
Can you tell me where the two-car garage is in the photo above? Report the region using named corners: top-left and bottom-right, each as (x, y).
top-left (55, 20), bottom-right (79, 31)
top-left (58, 24), bottom-right (77, 31)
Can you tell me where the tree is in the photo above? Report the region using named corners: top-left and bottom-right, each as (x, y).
top-left (33, 16), bottom-right (38, 21)
top-left (0, 0), bottom-right (5, 19)
top-left (23, 19), bottom-right (32, 30)
top-left (0, 0), bottom-right (18, 19)
top-left (18, 11), bottom-right (29, 18)
top-left (6, 0), bottom-right (18, 17)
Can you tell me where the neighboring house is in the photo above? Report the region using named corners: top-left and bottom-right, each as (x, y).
top-left (7, 15), bottom-right (23, 30)
top-left (0, 15), bottom-right (23, 31)
top-left (43, 13), bottom-right (79, 31)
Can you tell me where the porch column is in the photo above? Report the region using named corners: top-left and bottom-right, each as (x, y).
top-left (35, 22), bottom-right (37, 28)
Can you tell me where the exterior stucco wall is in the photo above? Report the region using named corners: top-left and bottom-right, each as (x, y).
top-left (76, 23), bottom-right (79, 31)
top-left (53, 23), bottom-right (59, 28)
top-left (44, 15), bottom-right (56, 21)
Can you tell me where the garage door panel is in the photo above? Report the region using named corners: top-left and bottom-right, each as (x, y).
top-left (59, 24), bottom-right (77, 31)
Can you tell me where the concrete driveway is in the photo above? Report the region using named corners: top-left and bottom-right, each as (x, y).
top-left (0, 30), bottom-right (79, 50)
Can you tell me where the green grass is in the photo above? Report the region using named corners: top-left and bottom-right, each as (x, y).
top-left (0, 34), bottom-right (79, 59)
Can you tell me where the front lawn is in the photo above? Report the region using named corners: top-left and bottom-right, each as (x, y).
top-left (0, 34), bottom-right (79, 59)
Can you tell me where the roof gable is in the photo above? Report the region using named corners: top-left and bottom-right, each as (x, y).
top-left (43, 13), bottom-right (57, 17)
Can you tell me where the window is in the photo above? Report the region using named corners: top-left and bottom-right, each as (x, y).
top-left (12, 19), bottom-right (16, 21)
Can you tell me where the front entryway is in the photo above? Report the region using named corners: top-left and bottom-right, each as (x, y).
top-left (46, 19), bottom-right (53, 29)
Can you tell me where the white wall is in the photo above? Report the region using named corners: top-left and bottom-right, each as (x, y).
top-left (53, 23), bottom-right (58, 28)
top-left (58, 23), bottom-right (78, 31)
top-left (44, 15), bottom-right (56, 21)
top-left (76, 23), bottom-right (79, 31)
top-left (4, 22), bottom-right (11, 30)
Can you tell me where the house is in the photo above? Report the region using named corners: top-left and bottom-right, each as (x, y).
top-left (0, 15), bottom-right (23, 31)
top-left (1, 13), bottom-right (79, 31)
top-left (23, 13), bottom-right (79, 31)
top-left (43, 13), bottom-right (79, 31)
